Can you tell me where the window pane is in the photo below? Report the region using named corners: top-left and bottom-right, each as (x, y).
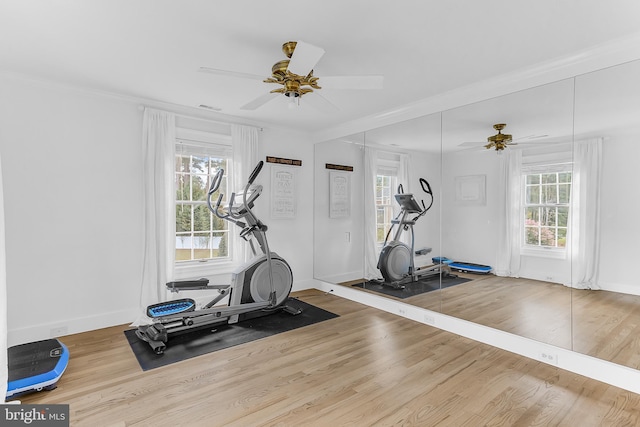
top-left (176, 155), bottom-right (190, 173)
top-left (215, 231), bottom-right (228, 257)
top-left (190, 156), bottom-right (209, 174)
top-left (541, 207), bottom-right (556, 226)
top-left (525, 207), bottom-right (540, 223)
top-left (176, 174), bottom-right (190, 201)
top-left (212, 213), bottom-right (227, 232)
top-left (558, 183), bottom-right (571, 203)
top-left (557, 207), bottom-right (569, 227)
top-left (525, 227), bottom-right (539, 245)
top-left (557, 228), bottom-right (567, 247)
top-left (542, 173), bottom-right (557, 184)
top-left (192, 175), bottom-right (208, 201)
top-left (540, 227), bottom-right (557, 246)
top-left (541, 184), bottom-right (557, 204)
top-left (376, 207), bottom-right (384, 224)
top-left (176, 204), bottom-right (191, 232)
top-left (526, 186), bottom-right (540, 204)
top-left (193, 205), bottom-right (211, 232)
top-left (559, 172), bottom-right (571, 183)
top-left (527, 174), bottom-right (540, 185)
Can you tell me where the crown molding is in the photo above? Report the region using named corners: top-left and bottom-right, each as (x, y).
top-left (312, 31), bottom-right (640, 143)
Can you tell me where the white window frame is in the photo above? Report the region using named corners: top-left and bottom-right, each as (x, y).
top-left (173, 127), bottom-right (237, 278)
top-left (520, 161), bottom-right (572, 259)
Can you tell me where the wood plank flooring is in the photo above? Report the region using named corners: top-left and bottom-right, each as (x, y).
top-left (349, 274), bottom-right (640, 370)
top-left (15, 290), bottom-right (640, 426)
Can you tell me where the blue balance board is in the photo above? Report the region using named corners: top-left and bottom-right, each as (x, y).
top-left (7, 338), bottom-right (69, 398)
top-left (433, 257), bottom-right (492, 274)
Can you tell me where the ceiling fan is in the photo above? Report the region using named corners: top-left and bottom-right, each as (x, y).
top-left (459, 123), bottom-right (549, 152)
top-left (199, 40), bottom-right (384, 111)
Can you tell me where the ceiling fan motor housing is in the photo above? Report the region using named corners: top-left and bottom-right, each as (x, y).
top-left (485, 123), bottom-right (512, 151)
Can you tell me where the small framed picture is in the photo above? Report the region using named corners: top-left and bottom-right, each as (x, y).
top-left (455, 175), bottom-right (486, 206)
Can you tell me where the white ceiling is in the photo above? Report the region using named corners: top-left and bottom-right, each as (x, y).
top-left (2, 1), bottom-right (640, 136)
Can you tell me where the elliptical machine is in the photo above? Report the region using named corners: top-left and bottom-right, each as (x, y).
top-left (376, 178), bottom-right (452, 289)
top-left (136, 161), bottom-right (301, 354)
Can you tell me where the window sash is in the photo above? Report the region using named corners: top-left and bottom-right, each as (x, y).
top-left (174, 140), bottom-right (233, 264)
top-left (522, 169), bottom-right (572, 250)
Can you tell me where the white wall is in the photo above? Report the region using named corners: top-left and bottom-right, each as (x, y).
top-left (255, 126), bottom-right (315, 292)
top-left (0, 75), bottom-right (315, 345)
top-left (0, 76), bottom-right (143, 345)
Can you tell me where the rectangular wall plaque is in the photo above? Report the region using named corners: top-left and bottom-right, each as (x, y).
top-left (325, 163), bottom-right (354, 172)
top-left (266, 156), bottom-right (302, 166)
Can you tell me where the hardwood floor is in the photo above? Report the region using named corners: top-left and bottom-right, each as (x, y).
top-left (15, 290), bottom-right (640, 426)
top-left (349, 274), bottom-right (640, 370)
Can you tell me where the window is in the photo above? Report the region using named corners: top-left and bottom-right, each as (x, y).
top-left (175, 139), bottom-right (233, 264)
top-left (375, 172), bottom-right (397, 244)
top-left (523, 168), bottom-right (572, 250)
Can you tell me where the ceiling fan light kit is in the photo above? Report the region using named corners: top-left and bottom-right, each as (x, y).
top-left (485, 123), bottom-right (514, 152)
top-left (264, 41), bottom-right (323, 101)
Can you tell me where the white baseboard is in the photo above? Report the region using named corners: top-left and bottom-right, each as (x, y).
top-left (313, 279), bottom-right (640, 395)
top-left (599, 281), bottom-right (640, 297)
top-left (8, 307), bottom-right (139, 347)
top-left (292, 278), bottom-right (316, 292)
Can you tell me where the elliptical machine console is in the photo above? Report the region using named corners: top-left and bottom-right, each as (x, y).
top-left (136, 161), bottom-right (301, 354)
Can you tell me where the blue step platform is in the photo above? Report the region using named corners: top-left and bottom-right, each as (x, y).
top-left (6, 338), bottom-right (69, 399)
top-left (432, 257), bottom-right (492, 274)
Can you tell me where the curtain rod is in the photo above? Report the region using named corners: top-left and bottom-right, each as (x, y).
top-left (138, 105), bottom-right (263, 131)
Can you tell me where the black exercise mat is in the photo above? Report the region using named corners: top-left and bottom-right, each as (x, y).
top-left (125, 298), bottom-right (338, 371)
top-left (352, 276), bottom-right (471, 299)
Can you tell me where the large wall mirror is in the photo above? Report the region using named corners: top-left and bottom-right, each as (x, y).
top-left (571, 59), bottom-right (640, 370)
top-left (313, 58), bottom-right (640, 372)
top-left (313, 133), bottom-right (365, 284)
top-left (439, 78), bottom-right (575, 350)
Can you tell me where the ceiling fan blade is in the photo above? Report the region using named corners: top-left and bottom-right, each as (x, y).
top-left (198, 67), bottom-right (265, 81)
top-left (240, 92), bottom-right (278, 110)
top-left (320, 75), bottom-right (384, 90)
top-left (303, 92), bottom-right (339, 113)
top-left (287, 40), bottom-right (325, 76)
top-left (458, 141), bottom-right (487, 147)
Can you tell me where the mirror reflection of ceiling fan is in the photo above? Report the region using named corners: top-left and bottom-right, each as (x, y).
top-left (199, 40), bottom-right (384, 112)
top-left (459, 123), bottom-right (550, 152)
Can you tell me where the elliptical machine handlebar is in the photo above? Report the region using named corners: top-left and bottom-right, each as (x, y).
top-left (414, 178), bottom-right (434, 221)
top-left (247, 160), bottom-right (263, 185)
top-left (207, 161), bottom-right (266, 222)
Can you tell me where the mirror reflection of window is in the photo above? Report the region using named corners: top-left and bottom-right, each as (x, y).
top-left (375, 170), bottom-right (397, 246)
top-left (523, 166), bottom-right (572, 250)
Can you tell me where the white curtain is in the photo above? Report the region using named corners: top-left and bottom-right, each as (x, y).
top-left (363, 146), bottom-right (380, 279)
top-left (495, 150), bottom-right (523, 277)
top-left (570, 138), bottom-right (603, 289)
top-left (231, 124), bottom-right (259, 262)
top-left (134, 108), bottom-right (176, 326)
top-left (0, 154), bottom-right (8, 400)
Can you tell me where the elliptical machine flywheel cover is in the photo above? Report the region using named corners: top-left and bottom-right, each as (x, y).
top-left (249, 257), bottom-right (294, 306)
top-left (379, 241), bottom-right (411, 283)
